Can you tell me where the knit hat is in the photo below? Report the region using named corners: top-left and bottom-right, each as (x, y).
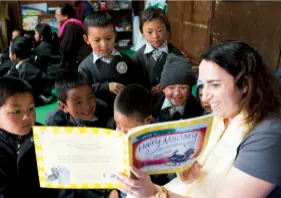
top-left (160, 53), bottom-right (196, 89)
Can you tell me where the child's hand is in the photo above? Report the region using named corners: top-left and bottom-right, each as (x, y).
top-left (151, 84), bottom-right (162, 96)
top-left (177, 161), bottom-right (201, 184)
top-left (109, 82), bottom-right (124, 95)
top-left (108, 189), bottom-right (119, 198)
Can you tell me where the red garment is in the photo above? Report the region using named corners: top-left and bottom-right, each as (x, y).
top-left (57, 18), bottom-right (84, 39)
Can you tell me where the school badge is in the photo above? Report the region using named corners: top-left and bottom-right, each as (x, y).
top-left (116, 62), bottom-right (128, 74)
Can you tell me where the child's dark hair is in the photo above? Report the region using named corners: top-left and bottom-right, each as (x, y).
top-left (23, 30), bottom-right (35, 48)
top-left (55, 71), bottom-right (90, 103)
top-left (0, 76), bottom-right (33, 107)
top-left (114, 84), bottom-right (152, 122)
top-left (35, 23), bottom-right (60, 52)
top-left (59, 3), bottom-right (77, 19)
top-left (10, 36), bottom-right (31, 60)
top-left (140, 7), bottom-right (171, 35)
top-left (84, 11), bottom-right (114, 33)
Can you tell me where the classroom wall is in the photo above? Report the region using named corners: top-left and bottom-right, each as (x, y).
top-left (168, 1), bottom-right (281, 72)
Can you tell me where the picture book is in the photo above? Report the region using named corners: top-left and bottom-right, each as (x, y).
top-left (33, 114), bottom-right (213, 189)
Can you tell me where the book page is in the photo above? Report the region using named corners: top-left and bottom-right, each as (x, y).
top-left (127, 115), bottom-right (213, 175)
top-left (33, 126), bottom-right (128, 189)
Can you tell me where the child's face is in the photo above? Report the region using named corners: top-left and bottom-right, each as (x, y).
top-left (59, 85), bottom-right (96, 121)
top-left (114, 110), bottom-right (151, 134)
top-left (142, 19), bottom-right (168, 48)
top-left (0, 93), bottom-right (35, 136)
top-left (84, 26), bottom-right (116, 57)
top-left (163, 84), bottom-right (191, 106)
top-left (34, 31), bottom-right (40, 42)
top-left (9, 45), bottom-right (17, 62)
top-left (12, 30), bottom-right (21, 39)
top-left (198, 88), bottom-right (212, 113)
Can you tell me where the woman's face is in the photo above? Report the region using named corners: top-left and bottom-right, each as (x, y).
top-left (55, 7), bottom-right (68, 23)
top-left (198, 59), bottom-right (243, 120)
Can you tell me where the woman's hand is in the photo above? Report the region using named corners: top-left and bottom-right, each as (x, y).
top-left (177, 161), bottom-right (201, 184)
top-left (109, 82), bottom-right (124, 95)
top-left (117, 166), bottom-right (158, 198)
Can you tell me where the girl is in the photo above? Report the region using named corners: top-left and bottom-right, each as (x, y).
top-left (133, 7), bottom-right (184, 98)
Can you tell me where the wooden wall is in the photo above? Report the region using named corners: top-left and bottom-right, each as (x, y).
top-left (168, 1), bottom-right (281, 72)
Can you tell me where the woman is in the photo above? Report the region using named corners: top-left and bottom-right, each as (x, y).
top-left (55, 3), bottom-right (91, 71)
top-left (117, 40), bottom-right (281, 198)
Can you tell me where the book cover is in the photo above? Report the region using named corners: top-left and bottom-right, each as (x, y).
top-left (33, 114), bottom-right (213, 189)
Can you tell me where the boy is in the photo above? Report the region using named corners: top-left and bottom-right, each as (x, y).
top-left (0, 76), bottom-right (58, 197)
top-left (153, 53), bottom-right (203, 122)
top-left (46, 71), bottom-right (114, 198)
top-left (7, 36), bottom-right (53, 106)
top-left (113, 84), bottom-right (153, 134)
top-left (46, 71), bottom-right (109, 127)
top-left (0, 29), bottom-right (23, 76)
top-left (78, 11), bottom-right (144, 112)
top-left (113, 84), bottom-right (174, 191)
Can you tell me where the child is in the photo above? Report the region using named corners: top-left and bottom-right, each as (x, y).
top-left (46, 71), bottom-right (117, 198)
top-left (23, 30), bottom-right (36, 50)
top-left (7, 36), bottom-right (53, 106)
top-left (34, 23), bottom-right (64, 86)
top-left (196, 81), bottom-right (212, 114)
top-left (113, 84), bottom-right (176, 195)
top-left (0, 29), bottom-right (23, 76)
top-left (46, 71), bottom-right (109, 127)
top-left (78, 11), bottom-right (144, 112)
top-left (132, 7), bottom-right (183, 97)
top-left (0, 76), bottom-right (58, 197)
top-left (113, 84), bottom-right (153, 134)
top-left (153, 53), bottom-right (203, 122)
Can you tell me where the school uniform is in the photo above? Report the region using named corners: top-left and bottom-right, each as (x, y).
top-left (45, 99), bottom-right (109, 128)
top-left (153, 94), bottom-right (203, 122)
top-left (132, 41), bottom-right (183, 90)
top-left (154, 53), bottom-right (203, 122)
top-left (0, 48), bottom-right (12, 76)
top-left (78, 49), bottom-right (144, 110)
top-left (34, 41), bottom-right (65, 86)
top-left (0, 127), bottom-right (59, 197)
top-left (6, 59), bottom-right (52, 106)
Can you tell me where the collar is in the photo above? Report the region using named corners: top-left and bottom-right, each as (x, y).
top-left (15, 58), bottom-right (29, 70)
top-left (144, 40), bottom-right (168, 54)
top-left (69, 116), bottom-right (99, 127)
top-left (92, 48), bottom-right (122, 64)
top-left (161, 97), bottom-right (186, 116)
top-left (0, 129), bottom-right (30, 151)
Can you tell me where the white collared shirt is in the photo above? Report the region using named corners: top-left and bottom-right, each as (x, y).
top-left (92, 48), bottom-right (122, 64)
top-left (144, 40), bottom-right (168, 54)
top-left (161, 97), bottom-right (186, 116)
top-left (15, 58), bottom-right (29, 70)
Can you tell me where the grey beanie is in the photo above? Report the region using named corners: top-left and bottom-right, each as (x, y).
top-left (160, 53), bottom-right (196, 89)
